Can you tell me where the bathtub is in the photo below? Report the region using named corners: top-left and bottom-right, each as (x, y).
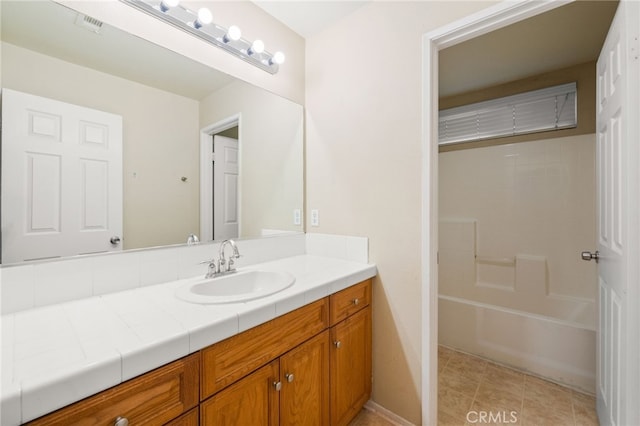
top-left (438, 294), bottom-right (596, 394)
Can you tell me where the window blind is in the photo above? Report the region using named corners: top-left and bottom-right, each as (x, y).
top-left (439, 82), bottom-right (577, 145)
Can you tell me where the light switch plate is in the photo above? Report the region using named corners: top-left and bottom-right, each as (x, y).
top-left (311, 209), bottom-right (319, 227)
top-left (293, 209), bottom-right (301, 225)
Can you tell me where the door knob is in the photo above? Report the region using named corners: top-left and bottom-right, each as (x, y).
top-left (581, 251), bottom-right (599, 263)
top-left (110, 236), bottom-right (121, 245)
top-left (285, 373), bottom-right (294, 383)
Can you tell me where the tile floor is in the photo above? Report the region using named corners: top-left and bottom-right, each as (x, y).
top-left (350, 408), bottom-right (398, 426)
top-left (349, 346), bottom-right (600, 425)
top-left (438, 346), bottom-right (599, 426)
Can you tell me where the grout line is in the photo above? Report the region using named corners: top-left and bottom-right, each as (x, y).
top-left (570, 391), bottom-right (578, 426)
top-left (440, 346), bottom-right (596, 426)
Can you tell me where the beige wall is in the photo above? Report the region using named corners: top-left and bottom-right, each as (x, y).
top-left (199, 80), bottom-right (304, 237)
top-left (2, 42), bottom-right (200, 250)
top-left (59, 0), bottom-right (305, 105)
top-left (305, 2), bottom-right (498, 423)
top-left (439, 134), bottom-right (598, 326)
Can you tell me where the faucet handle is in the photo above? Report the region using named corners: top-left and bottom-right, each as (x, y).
top-left (199, 259), bottom-right (219, 277)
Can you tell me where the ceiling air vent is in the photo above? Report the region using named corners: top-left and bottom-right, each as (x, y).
top-left (75, 13), bottom-right (104, 34)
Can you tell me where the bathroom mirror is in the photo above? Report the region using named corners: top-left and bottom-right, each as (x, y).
top-left (0, 0), bottom-right (303, 264)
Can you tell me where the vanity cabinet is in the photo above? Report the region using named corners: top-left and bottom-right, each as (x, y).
top-left (26, 353), bottom-right (200, 426)
top-left (329, 279), bottom-right (372, 426)
top-left (200, 360), bottom-right (279, 425)
top-left (200, 298), bottom-right (328, 399)
top-left (279, 330), bottom-right (330, 425)
top-left (200, 298), bottom-right (330, 425)
top-left (200, 279), bottom-right (371, 426)
top-left (201, 331), bottom-right (330, 426)
top-left (24, 279), bottom-right (372, 426)
top-left (165, 408), bottom-right (200, 426)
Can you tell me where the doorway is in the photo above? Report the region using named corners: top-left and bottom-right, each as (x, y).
top-left (422, 1), bottom-right (638, 425)
top-left (200, 114), bottom-right (241, 242)
top-left (212, 132), bottom-right (239, 240)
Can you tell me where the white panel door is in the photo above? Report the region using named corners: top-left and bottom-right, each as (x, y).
top-left (213, 135), bottom-right (239, 240)
top-left (595, 2), bottom-right (640, 425)
top-left (1, 89), bottom-right (123, 263)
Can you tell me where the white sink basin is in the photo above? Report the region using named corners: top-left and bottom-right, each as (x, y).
top-left (175, 270), bottom-right (295, 304)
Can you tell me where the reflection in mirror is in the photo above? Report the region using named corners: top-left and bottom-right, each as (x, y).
top-left (0, 0), bottom-right (303, 264)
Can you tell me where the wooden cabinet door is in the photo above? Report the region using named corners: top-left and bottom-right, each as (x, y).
top-left (330, 307), bottom-right (372, 426)
top-left (201, 298), bottom-right (328, 399)
top-left (165, 408), bottom-right (199, 426)
top-left (200, 360), bottom-right (279, 426)
top-left (280, 330), bottom-right (330, 426)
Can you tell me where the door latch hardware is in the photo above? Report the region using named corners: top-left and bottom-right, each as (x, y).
top-left (581, 251), bottom-right (599, 263)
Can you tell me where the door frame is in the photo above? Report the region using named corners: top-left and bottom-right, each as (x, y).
top-left (420, 1), bottom-right (574, 424)
top-left (199, 113), bottom-right (242, 242)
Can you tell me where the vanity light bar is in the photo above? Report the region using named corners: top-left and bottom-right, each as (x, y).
top-left (120, 0), bottom-right (284, 74)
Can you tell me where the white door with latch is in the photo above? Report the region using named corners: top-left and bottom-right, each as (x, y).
top-left (213, 135), bottom-right (239, 240)
top-left (587, 1), bottom-right (640, 425)
top-left (1, 89), bottom-right (123, 263)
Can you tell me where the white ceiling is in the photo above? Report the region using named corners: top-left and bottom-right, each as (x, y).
top-left (252, 1), bottom-right (370, 39)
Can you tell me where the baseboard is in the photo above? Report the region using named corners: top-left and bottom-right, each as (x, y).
top-left (363, 400), bottom-right (415, 425)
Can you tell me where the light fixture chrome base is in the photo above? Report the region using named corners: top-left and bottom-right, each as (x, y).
top-left (121, 0), bottom-right (280, 74)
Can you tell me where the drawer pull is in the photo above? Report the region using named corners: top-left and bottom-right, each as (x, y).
top-left (114, 417), bottom-right (129, 426)
top-left (273, 381), bottom-right (282, 391)
top-left (334, 340), bottom-right (342, 349)
top-left (352, 298), bottom-right (360, 306)
top-left (285, 373), bottom-right (295, 383)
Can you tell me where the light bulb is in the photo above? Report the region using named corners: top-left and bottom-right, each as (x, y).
top-left (224, 25), bottom-right (242, 42)
top-left (159, 0), bottom-right (179, 12)
top-left (270, 51), bottom-right (285, 65)
top-left (248, 39), bottom-right (265, 55)
top-left (194, 8), bottom-right (212, 28)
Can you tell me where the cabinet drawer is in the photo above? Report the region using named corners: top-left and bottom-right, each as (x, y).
top-left (329, 279), bottom-right (371, 326)
top-left (201, 298), bottom-right (329, 399)
top-left (26, 353), bottom-right (200, 426)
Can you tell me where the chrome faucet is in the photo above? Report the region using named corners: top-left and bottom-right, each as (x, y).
top-left (200, 239), bottom-right (242, 279)
top-left (218, 239), bottom-right (241, 274)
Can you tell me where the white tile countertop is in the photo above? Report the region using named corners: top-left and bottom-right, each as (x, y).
top-left (1, 254), bottom-right (377, 425)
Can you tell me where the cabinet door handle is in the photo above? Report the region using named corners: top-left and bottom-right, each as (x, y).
top-left (114, 417), bottom-right (129, 426)
top-left (285, 373), bottom-right (294, 383)
top-left (334, 340), bottom-right (342, 349)
top-left (273, 381), bottom-right (282, 391)
top-left (352, 298), bottom-right (360, 306)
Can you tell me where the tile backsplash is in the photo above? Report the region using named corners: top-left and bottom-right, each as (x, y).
top-left (306, 233), bottom-right (369, 263)
top-left (0, 233), bottom-right (368, 314)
